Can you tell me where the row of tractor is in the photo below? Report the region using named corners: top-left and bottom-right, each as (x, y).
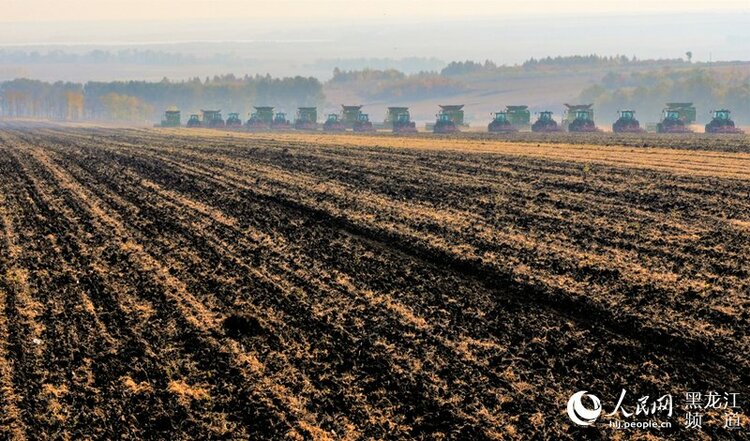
top-left (167, 106), bottom-right (414, 133)
top-left (161, 102), bottom-right (744, 134)
top-left (494, 102), bottom-right (742, 134)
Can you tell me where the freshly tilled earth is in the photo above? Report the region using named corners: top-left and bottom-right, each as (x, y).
top-left (0, 124), bottom-right (748, 440)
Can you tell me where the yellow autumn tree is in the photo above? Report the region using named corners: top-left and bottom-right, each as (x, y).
top-left (66, 91), bottom-right (84, 120)
top-left (100, 92), bottom-right (153, 121)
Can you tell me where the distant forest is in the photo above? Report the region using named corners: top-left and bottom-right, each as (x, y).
top-left (440, 55), bottom-right (689, 77)
top-left (0, 55), bottom-right (748, 123)
top-left (328, 68), bottom-right (466, 101)
top-left (0, 75), bottom-right (324, 121)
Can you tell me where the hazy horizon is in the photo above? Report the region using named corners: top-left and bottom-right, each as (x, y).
top-left (1, 0), bottom-right (748, 124)
top-left (2, 0), bottom-right (748, 22)
top-left (1, 7), bottom-right (749, 83)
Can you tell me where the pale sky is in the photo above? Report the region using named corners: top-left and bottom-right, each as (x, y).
top-left (2, 0), bottom-right (749, 22)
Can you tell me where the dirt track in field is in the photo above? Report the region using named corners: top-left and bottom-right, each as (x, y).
top-left (0, 123), bottom-right (748, 440)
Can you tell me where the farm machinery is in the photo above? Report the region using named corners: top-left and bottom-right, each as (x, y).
top-left (225, 112), bottom-right (243, 128)
top-left (433, 105), bottom-right (463, 134)
top-left (246, 106), bottom-right (274, 130)
top-left (439, 105), bottom-right (465, 126)
top-left (506, 105), bottom-right (531, 131)
top-left (187, 114), bottom-right (202, 127)
top-left (705, 109), bottom-right (744, 134)
top-left (488, 111), bottom-right (517, 133)
top-left (387, 107), bottom-right (417, 134)
top-left (432, 105), bottom-right (464, 133)
top-left (201, 110), bottom-right (224, 128)
top-left (433, 113), bottom-right (459, 134)
top-left (531, 111), bottom-right (563, 132)
top-left (341, 105), bottom-right (363, 128)
top-left (564, 104), bottom-right (599, 132)
top-left (160, 109), bottom-right (181, 127)
top-left (665, 102), bottom-right (696, 124)
top-left (294, 107), bottom-right (318, 130)
top-left (657, 108), bottom-right (693, 133)
top-left (612, 110), bottom-right (645, 133)
top-left (323, 114), bottom-right (346, 132)
top-left (341, 105), bottom-right (374, 132)
top-left (271, 112), bottom-right (292, 130)
top-left (353, 114), bottom-right (374, 132)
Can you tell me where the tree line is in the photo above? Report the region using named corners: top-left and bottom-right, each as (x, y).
top-left (0, 74), bottom-right (325, 122)
top-left (328, 68), bottom-right (466, 100)
top-left (440, 55), bottom-right (690, 77)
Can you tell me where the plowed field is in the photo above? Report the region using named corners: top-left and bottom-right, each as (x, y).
top-left (0, 124), bottom-right (748, 440)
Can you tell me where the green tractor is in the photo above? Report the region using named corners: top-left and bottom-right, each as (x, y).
top-left (531, 111), bottom-right (562, 132)
top-left (294, 107), bottom-right (318, 130)
top-left (341, 105), bottom-right (363, 129)
top-left (564, 104), bottom-right (599, 132)
top-left (247, 106), bottom-right (274, 130)
top-left (392, 111), bottom-right (417, 134)
top-left (657, 108), bottom-right (692, 133)
top-left (323, 113), bottom-right (345, 132)
top-left (705, 109), bottom-right (743, 134)
top-left (186, 114), bottom-right (202, 128)
top-left (612, 110), bottom-right (644, 133)
top-left (201, 110), bottom-right (224, 128)
top-left (271, 112), bottom-right (291, 130)
top-left (665, 103), bottom-right (696, 124)
top-left (387, 107), bottom-right (417, 134)
top-left (488, 111), bottom-right (517, 133)
top-left (225, 112), bottom-right (243, 128)
top-left (433, 112), bottom-right (458, 134)
top-left (353, 113), bottom-right (374, 132)
top-left (432, 104), bottom-right (465, 133)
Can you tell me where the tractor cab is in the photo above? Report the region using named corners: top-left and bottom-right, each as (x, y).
top-left (712, 110), bottom-right (731, 121)
top-left (358, 114), bottom-right (370, 123)
top-left (326, 114), bottom-right (340, 123)
top-left (492, 112), bottom-right (509, 123)
top-left (488, 111), bottom-right (517, 133)
top-left (618, 110), bottom-right (635, 121)
top-left (396, 112), bottom-right (411, 123)
top-left (274, 112), bottom-right (288, 123)
top-left (574, 109), bottom-right (591, 121)
top-left (539, 111), bottom-right (553, 122)
top-left (664, 109), bottom-right (682, 121)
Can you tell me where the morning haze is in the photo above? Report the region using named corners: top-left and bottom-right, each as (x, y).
top-left (1, 0), bottom-right (748, 124)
